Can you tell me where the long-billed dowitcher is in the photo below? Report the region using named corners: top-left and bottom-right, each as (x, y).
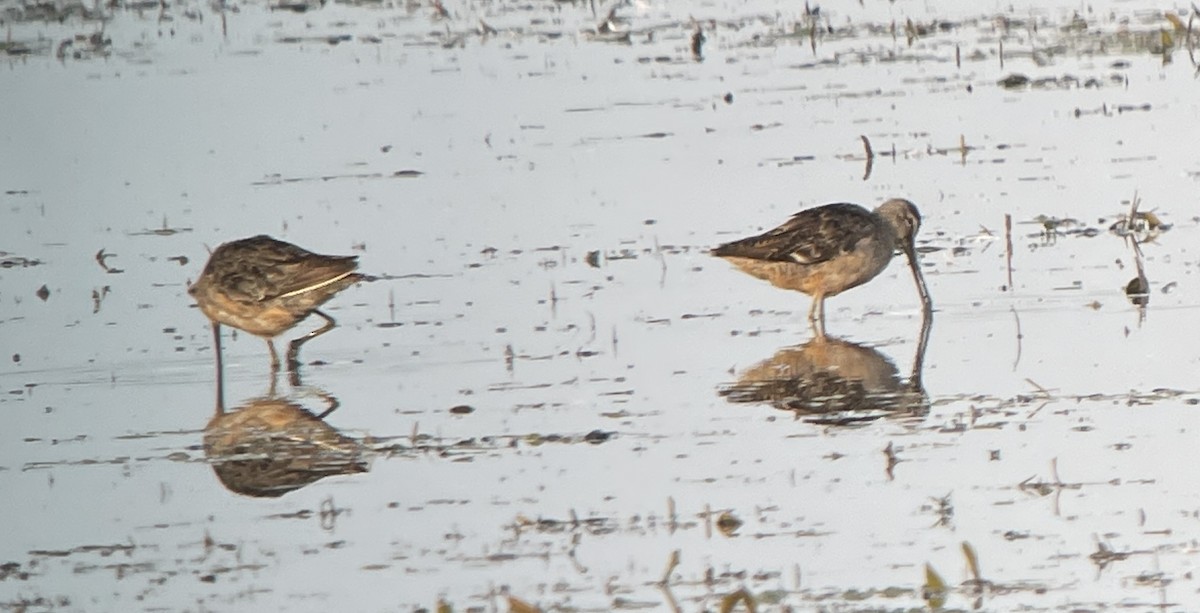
top-left (720, 309), bottom-right (932, 425)
top-left (712, 198), bottom-right (931, 336)
top-left (189, 235), bottom-right (364, 371)
top-left (205, 396), bottom-right (367, 498)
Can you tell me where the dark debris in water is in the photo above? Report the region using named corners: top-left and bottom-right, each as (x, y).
top-left (1024, 215), bottom-right (1102, 240)
top-left (56, 32), bottom-right (112, 60)
top-left (252, 169), bottom-right (422, 185)
top-left (276, 33), bottom-right (353, 45)
top-left (578, 132), bottom-right (674, 145)
top-left (715, 511), bottom-right (743, 536)
top-left (30, 542), bottom-right (136, 558)
top-left (368, 426), bottom-right (616, 460)
top-left (95, 249), bottom-right (124, 274)
top-left (583, 429), bottom-right (612, 444)
top-left (1109, 212), bottom-right (1170, 243)
top-left (513, 513), bottom-right (619, 536)
top-left (0, 253), bottom-right (42, 268)
top-left (129, 217), bottom-right (193, 237)
top-left (1074, 102), bottom-right (1153, 118)
top-left (1125, 276), bottom-right (1149, 305)
top-left (0, 561), bottom-right (31, 581)
top-left (92, 286), bottom-right (111, 313)
top-left (998, 72), bottom-right (1124, 90)
top-left (1, 39), bottom-right (44, 56)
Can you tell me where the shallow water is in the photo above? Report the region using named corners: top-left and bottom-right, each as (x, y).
top-left (5, 0), bottom-right (1200, 610)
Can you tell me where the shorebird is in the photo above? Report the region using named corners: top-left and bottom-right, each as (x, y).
top-left (205, 395), bottom-right (368, 498)
top-left (712, 198), bottom-right (931, 336)
top-left (720, 309), bottom-right (932, 425)
top-left (189, 235), bottom-right (364, 371)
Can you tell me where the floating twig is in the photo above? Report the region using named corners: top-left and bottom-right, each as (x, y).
top-left (659, 549), bottom-right (680, 586)
top-left (1024, 378), bottom-right (1052, 398)
top-left (860, 135), bottom-right (874, 181)
top-left (883, 441), bottom-right (898, 481)
top-left (1004, 213), bottom-right (1014, 291)
top-left (1010, 306), bottom-right (1022, 371)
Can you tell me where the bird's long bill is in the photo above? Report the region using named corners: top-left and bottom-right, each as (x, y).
top-left (902, 241), bottom-right (932, 311)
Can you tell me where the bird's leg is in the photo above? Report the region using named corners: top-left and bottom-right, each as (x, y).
top-left (808, 295), bottom-right (827, 339)
top-left (314, 391), bottom-right (341, 420)
top-left (287, 309), bottom-right (338, 371)
top-left (212, 322), bottom-right (225, 414)
top-left (287, 365), bottom-right (302, 388)
top-left (266, 339), bottom-right (281, 374)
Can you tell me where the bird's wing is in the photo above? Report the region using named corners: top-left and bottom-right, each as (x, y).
top-left (712, 203), bottom-right (878, 265)
top-left (259, 254), bottom-right (359, 301)
top-left (213, 237), bottom-right (359, 302)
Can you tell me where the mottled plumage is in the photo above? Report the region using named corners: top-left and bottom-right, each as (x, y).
top-left (712, 199), bottom-right (931, 336)
top-left (205, 397), bottom-right (368, 498)
top-left (720, 338), bottom-right (926, 423)
top-left (720, 312), bottom-right (932, 425)
top-left (189, 235), bottom-right (363, 370)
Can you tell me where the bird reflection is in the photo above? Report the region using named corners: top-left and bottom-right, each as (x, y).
top-left (720, 311), bottom-right (932, 426)
top-left (1122, 235), bottom-right (1149, 325)
top-left (1110, 192), bottom-right (1167, 322)
top-left (205, 369), bottom-right (368, 498)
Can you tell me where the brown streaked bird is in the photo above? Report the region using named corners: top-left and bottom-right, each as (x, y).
top-left (205, 396), bottom-right (368, 498)
top-left (712, 198), bottom-right (932, 337)
top-left (189, 235), bottom-right (364, 371)
top-left (720, 309), bottom-right (932, 426)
